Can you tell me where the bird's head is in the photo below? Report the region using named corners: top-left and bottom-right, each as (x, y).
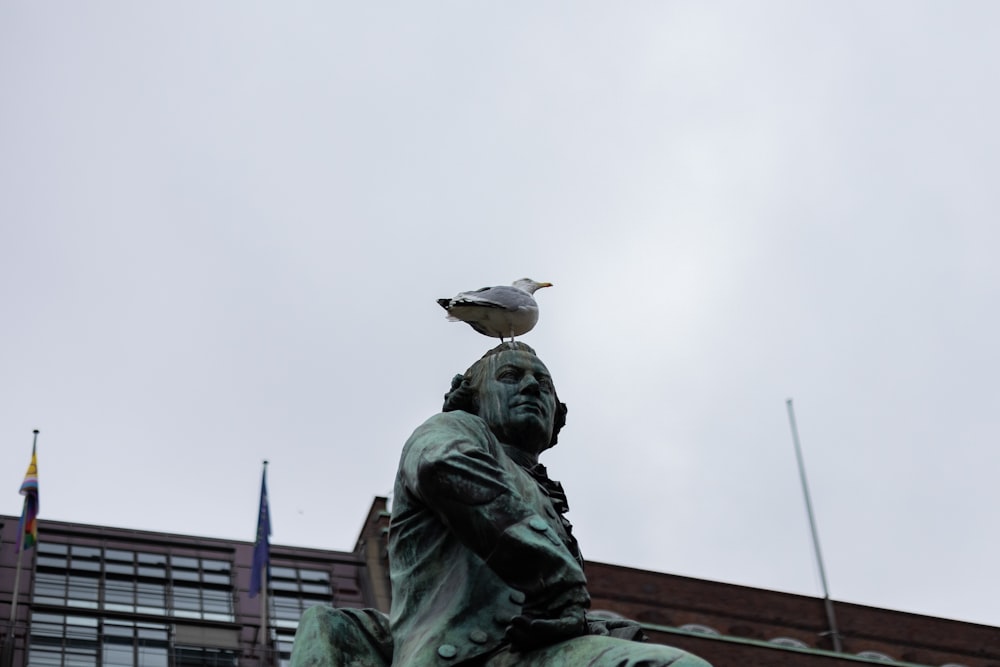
top-left (513, 278), bottom-right (553, 295)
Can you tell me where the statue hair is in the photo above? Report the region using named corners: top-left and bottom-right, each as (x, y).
top-left (442, 342), bottom-right (568, 449)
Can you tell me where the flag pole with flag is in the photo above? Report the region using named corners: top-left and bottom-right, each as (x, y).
top-left (250, 461), bottom-right (273, 663)
top-left (15, 430), bottom-right (40, 554)
top-left (3, 430), bottom-right (40, 667)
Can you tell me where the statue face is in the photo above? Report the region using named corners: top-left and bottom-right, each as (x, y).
top-left (476, 350), bottom-right (557, 454)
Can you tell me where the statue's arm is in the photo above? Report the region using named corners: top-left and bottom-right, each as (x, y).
top-left (401, 415), bottom-right (587, 599)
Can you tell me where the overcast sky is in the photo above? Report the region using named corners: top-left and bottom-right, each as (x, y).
top-left (2, 2), bottom-right (998, 630)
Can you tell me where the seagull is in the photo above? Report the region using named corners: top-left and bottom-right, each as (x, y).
top-left (437, 278), bottom-right (553, 343)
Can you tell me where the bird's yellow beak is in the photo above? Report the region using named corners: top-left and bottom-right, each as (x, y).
top-left (537, 282), bottom-right (553, 289)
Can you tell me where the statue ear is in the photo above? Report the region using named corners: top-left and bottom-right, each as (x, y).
top-left (443, 374), bottom-right (474, 413)
top-left (547, 401), bottom-right (568, 448)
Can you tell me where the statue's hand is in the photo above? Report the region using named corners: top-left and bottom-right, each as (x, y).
top-left (586, 616), bottom-right (647, 642)
top-left (506, 606), bottom-right (586, 652)
top-left (506, 587), bottom-right (588, 652)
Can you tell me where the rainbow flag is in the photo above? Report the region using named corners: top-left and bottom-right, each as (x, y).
top-left (16, 440), bottom-right (39, 552)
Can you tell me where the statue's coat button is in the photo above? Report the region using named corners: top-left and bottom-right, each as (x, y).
top-left (437, 644), bottom-right (458, 659)
top-left (529, 517), bottom-right (548, 531)
top-left (469, 630), bottom-right (488, 644)
top-left (509, 590), bottom-right (526, 604)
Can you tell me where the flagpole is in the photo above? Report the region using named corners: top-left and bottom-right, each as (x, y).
top-left (262, 461), bottom-right (269, 666)
top-left (3, 430), bottom-right (39, 667)
top-left (8, 431), bottom-right (39, 625)
top-left (7, 503), bottom-right (26, 625)
top-left (256, 460), bottom-right (273, 666)
top-left (2, 502), bottom-right (27, 667)
top-left (786, 400), bottom-right (842, 652)
top-left (260, 562), bottom-right (269, 667)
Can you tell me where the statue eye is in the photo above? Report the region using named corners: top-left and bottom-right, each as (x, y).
top-left (538, 377), bottom-right (554, 392)
top-left (497, 368), bottom-right (520, 382)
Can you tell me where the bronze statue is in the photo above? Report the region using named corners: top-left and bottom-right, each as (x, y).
top-left (291, 344), bottom-right (711, 666)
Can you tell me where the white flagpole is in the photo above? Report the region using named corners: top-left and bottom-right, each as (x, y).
top-left (260, 558), bottom-right (270, 665)
top-left (786, 400), bottom-right (842, 652)
top-left (2, 504), bottom-right (27, 667)
top-left (8, 430), bottom-right (39, 625)
top-left (7, 508), bottom-right (26, 625)
top-left (3, 430), bottom-right (39, 667)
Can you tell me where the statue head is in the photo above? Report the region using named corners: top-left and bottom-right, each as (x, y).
top-left (443, 342), bottom-right (568, 453)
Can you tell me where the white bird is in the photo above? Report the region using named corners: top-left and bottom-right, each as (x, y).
top-left (437, 278), bottom-right (553, 343)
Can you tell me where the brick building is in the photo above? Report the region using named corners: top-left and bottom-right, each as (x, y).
top-left (2, 498), bottom-right (997, 666)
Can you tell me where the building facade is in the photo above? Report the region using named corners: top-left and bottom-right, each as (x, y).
top-left (2, 498), bottom-right (997, 667)
top-left (0, 502), bottom-right (384, 667)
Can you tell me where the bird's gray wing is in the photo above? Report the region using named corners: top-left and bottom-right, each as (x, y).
top-left (447, 285), bottom-right (532, 311)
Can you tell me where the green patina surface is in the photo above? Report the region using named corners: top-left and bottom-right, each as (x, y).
top-left (291, 344), bottom-right (712, 667)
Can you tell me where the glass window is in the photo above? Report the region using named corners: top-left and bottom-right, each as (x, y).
top-left (135, 625), bottom-right (167, 642)
top-left (276, 629), bottom-right (296, 667)
top-left (136, 647), bottom-right (168, 667)
top-left (32, 613), bottom-right (66, 626)
top-left (102, 636), bottom-right (133, 667)
top-left (70, 559), bottom-right (102, 573)
top-left (28, 647), bottom-right (64, 667)
top-left (299, 569), bottom-right (329, 583)
top-left (271, 596), bottom-right (303, 627)
top-left (104, 579), bottom-right (135, 612)
top-left (137, 565), bottom-right (166, 579)
top-left (268, 565), bottom-right (334, 629)
top-left (170, 569), bottom-right (200, 582)
top-left (67, 575), bottom-right (100, 609)
top-left (161, 554), bottom-right (234, 621)
top-left (30, 543), bottom-right (235, 623)
top-left (174, 647), bottom-right (238, 667)
top-left (28, 613), bottom-right (98, 667)
top-left (35, 572), bottom-right (69, 605)
top-left (71, 546), bottom-right (101, 559)
top-left (301, 583), bottom-right (329, 595)
top-left (37, 542), bottom-right (69, 568)
top-left (136, 582), bottom-right (166, 615)
top-left (104, 549), bottom-right (134, 562)
top-left (201, 559), bottom-right (230, 573)
top-left (137, 553), bottom-right (166, 566)
top-left (201, 588), bottom-right (232, 622)
top-left (99, 620), bottom-right (169, 667)
top-left (39, 554), bottom-right (70, 568)
top-left (172, 585), bottom-right (201, 618)
top-left (66, 616), bottom-right (99, 631)
top-left (136, 623), bottom-right (169, 667)
top-left (102, 623), bottom-right (133, 639)
top-left (38, 542), bottom-right (69, 556)
top-left (105, 562), bottom-right (135, 576)
top-left (64, 651), bottom-right (98, 666)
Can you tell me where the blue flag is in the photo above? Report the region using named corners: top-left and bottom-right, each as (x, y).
top-left (249, 465), bottom-right (271, 598)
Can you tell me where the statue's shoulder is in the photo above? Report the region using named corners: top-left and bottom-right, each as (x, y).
top-left (399, 411), bottom-right (496, 479)
top-left (410, 410), bottom-right (490, 441)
